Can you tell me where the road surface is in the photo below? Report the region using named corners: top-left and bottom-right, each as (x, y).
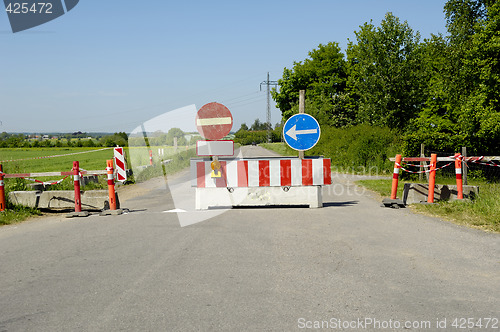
top-left (0, 146), bottom-right (499, 331)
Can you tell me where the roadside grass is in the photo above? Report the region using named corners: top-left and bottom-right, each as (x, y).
top-left (356, 179), bottom-right (405, 198)
top-left (0, 205), bottom-right (41, 226)
top-left (260, 142), bottom-right (296, 157)
top-left (356, 178), bottom-right (500, 233)
top-left (133, 148), bottom-right (197, 182)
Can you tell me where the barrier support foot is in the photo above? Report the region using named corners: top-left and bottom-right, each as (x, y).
top-left (100, 209), bottom-right (124, 216)
top-left (381, 198), bottom-right (405, 209)
top-left (66, 211), bottom-right (91, 218)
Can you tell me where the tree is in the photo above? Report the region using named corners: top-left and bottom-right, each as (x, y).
top-left (238, 123), bottom-right (249, 132)
top-left (271, 42), bottom-right (350, 126)
top-left (406, 0), bottom-right (500, 155)
top-left (166, 128), bottom-right (187, 145)
top-left (346, 12), bottom-right (425, 129)
top-left (250, 119), bottom-right (270, 131)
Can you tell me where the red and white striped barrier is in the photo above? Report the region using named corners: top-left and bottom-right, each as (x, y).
top-left (192, 158), bottom-right (332, 188)
top-left (114, 147), bottom-right (127, 182)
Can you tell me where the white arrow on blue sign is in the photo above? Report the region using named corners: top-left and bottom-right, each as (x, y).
top-left (283, 113), bottom-right (321, 151)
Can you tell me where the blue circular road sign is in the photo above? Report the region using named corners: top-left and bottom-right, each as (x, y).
top-left (283, 114), bottom-right (321, 151)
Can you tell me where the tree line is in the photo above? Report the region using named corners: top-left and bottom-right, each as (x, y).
top-left (0, 132), bottom-right (129, 148)
top-left (271, 0), bottom-right (499, 156)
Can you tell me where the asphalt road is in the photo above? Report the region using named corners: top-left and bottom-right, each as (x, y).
top-left (0, 146), bottom-right (499, 331)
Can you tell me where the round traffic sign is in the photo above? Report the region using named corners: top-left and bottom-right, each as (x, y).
top-left (196, 102), bottom-right (233, 140)
top-left (283, 114), bottom-right (321, 151)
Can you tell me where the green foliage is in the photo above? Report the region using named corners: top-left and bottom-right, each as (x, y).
top-left (409, 0), bottom-right (500, 155)
top-left (263, 125), bottom-right (401, 174)
top-left (101, 132), bottom-right (128, 147)
top-left (234, 121), bottom-right (283, 145)
top-left (346, 13), bottom-right (425, 129)
top-left (234, 130), bottom-right (272, 145)
top-left (270, 2), bottom-right (499, 159)
top-left (271, 42), bottom-right (350, 127)
top-left (308, 125), bottom-right (401, 173)
top-left (250, 119), bottom-right (271, 131)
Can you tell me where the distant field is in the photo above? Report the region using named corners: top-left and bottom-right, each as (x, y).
top-left (0, 147), bottom-right (116, 174)
top-left (0, 145), bottom-right (194, 176)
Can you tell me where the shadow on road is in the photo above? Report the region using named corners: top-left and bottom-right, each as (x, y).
top-left (322, 201), bottom-right (359, 208)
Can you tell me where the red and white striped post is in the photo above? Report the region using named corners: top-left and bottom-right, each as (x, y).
top-left (427, 154), bottom-right (438, 203)
top-left (73, 161), bottom-right (82, 213)
top-left (149, 150), bottom-right (153, 166)
top-left (390, 154), bottom-right (402, 200)
top-left (0, 164), bottom-right (5, 212)
top-left (106, 160), bottom-right (117, 210)
top-left (455, 153), bottom-right (463, 199)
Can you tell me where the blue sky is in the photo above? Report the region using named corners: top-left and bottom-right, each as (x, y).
top-left (1, 0), bottom-right (448, 134)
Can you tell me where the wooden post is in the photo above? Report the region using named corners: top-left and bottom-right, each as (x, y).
top-left (298, 90), bottom-right (305, 160)
top-left (419, 143), bottom-right (424, 182)
top-left (462, 146), bottom-right (467, 185)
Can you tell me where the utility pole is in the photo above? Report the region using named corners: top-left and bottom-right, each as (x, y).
top-left (260, 72), bottom-right (278, 142)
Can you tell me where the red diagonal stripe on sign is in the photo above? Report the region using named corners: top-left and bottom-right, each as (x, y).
top-left (115, 158), bottom-right (125, 170)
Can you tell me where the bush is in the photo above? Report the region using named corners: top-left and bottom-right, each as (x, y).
top-left (308, 125), bottom-right (401, 174)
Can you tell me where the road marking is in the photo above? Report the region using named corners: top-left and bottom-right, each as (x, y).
top-left (163, 209), bottom-right (187, 213)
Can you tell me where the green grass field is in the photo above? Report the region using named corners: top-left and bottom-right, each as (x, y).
top-left (0, 147), bottom-right (116, 174)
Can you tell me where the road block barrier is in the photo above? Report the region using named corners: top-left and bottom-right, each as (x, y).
top-left (192, 157), bottom-right (332, 188)
top-left (191, 157), bottom-right (331, 209)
